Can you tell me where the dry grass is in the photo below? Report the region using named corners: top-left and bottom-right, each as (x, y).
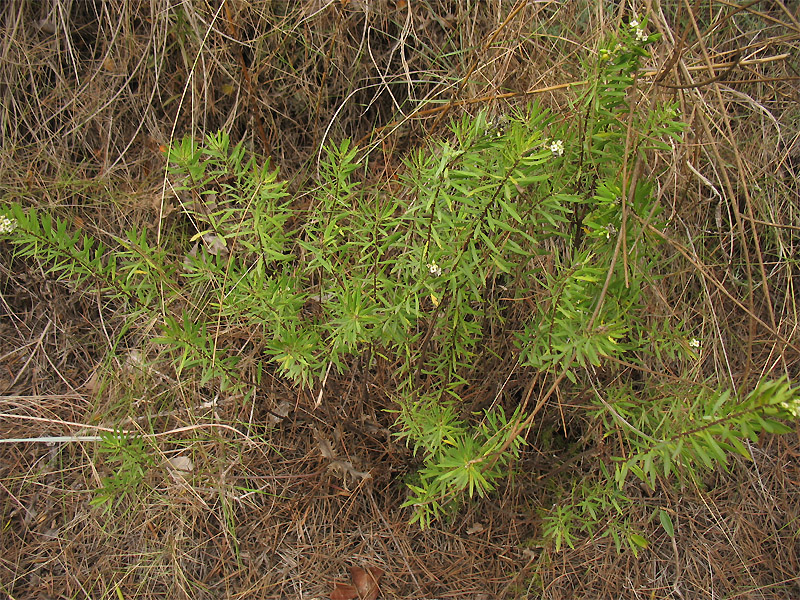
top-left (2, 1), bottom-right (800, 598)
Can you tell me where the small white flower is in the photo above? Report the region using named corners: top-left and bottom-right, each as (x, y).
top-left (629, 18), bottom-right (640, 29)
top-left (549, 139), bottom-right (565, 157)
top-left (635, 27), bottom-right (648, 42)
top-left (427, 262), bottom-right (442, 277)
top-left (688, 338), bottom-right (701, 349)
top-left (781, 398), bottom-right (800, 418)
top-left (0, 214), bottom-right (16, 235)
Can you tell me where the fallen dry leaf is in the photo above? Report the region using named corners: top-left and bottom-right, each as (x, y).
top-left (327, 459), bottom-right (371, 485)
top-left (352, 565), bottom-right (383, 600)
top-left (167, 455), bottom-right (193, 473)
top-left (266, 399), bottom-right (293, 426)
top-left (330, 565), bottom-right (384, 600)
top-left (317, 431), bottom-right (372, 487)
top-left (466, 522), bottom-right (485, 535)
top-left (329, 582), bottom-right (357, 600)
top-left (165, 455), bottom-right (194, 482)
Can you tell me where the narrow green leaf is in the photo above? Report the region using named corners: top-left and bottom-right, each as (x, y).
top-left (659, 509), bottom-right (675, 538)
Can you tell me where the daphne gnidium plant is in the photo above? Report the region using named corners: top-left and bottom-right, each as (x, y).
top-left (1, 14), bottom-right (797, 537)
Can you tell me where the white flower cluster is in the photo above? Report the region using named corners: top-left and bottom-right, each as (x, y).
top-left (629, 18), bottom-right (648, 42)
top-left (781, 398), bottom-right (800, 418)
top-left (688, 338), bottom-right (701, 349)
top-left (0, 214), bottom-right (17, 234)
top-left (548, 139), bottom-right (565, 157)
top-left (427, 262), bottom-right (442, 277)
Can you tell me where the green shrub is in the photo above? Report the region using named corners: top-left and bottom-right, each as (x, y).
top-left (1, 14), bottom-right (797, 536)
